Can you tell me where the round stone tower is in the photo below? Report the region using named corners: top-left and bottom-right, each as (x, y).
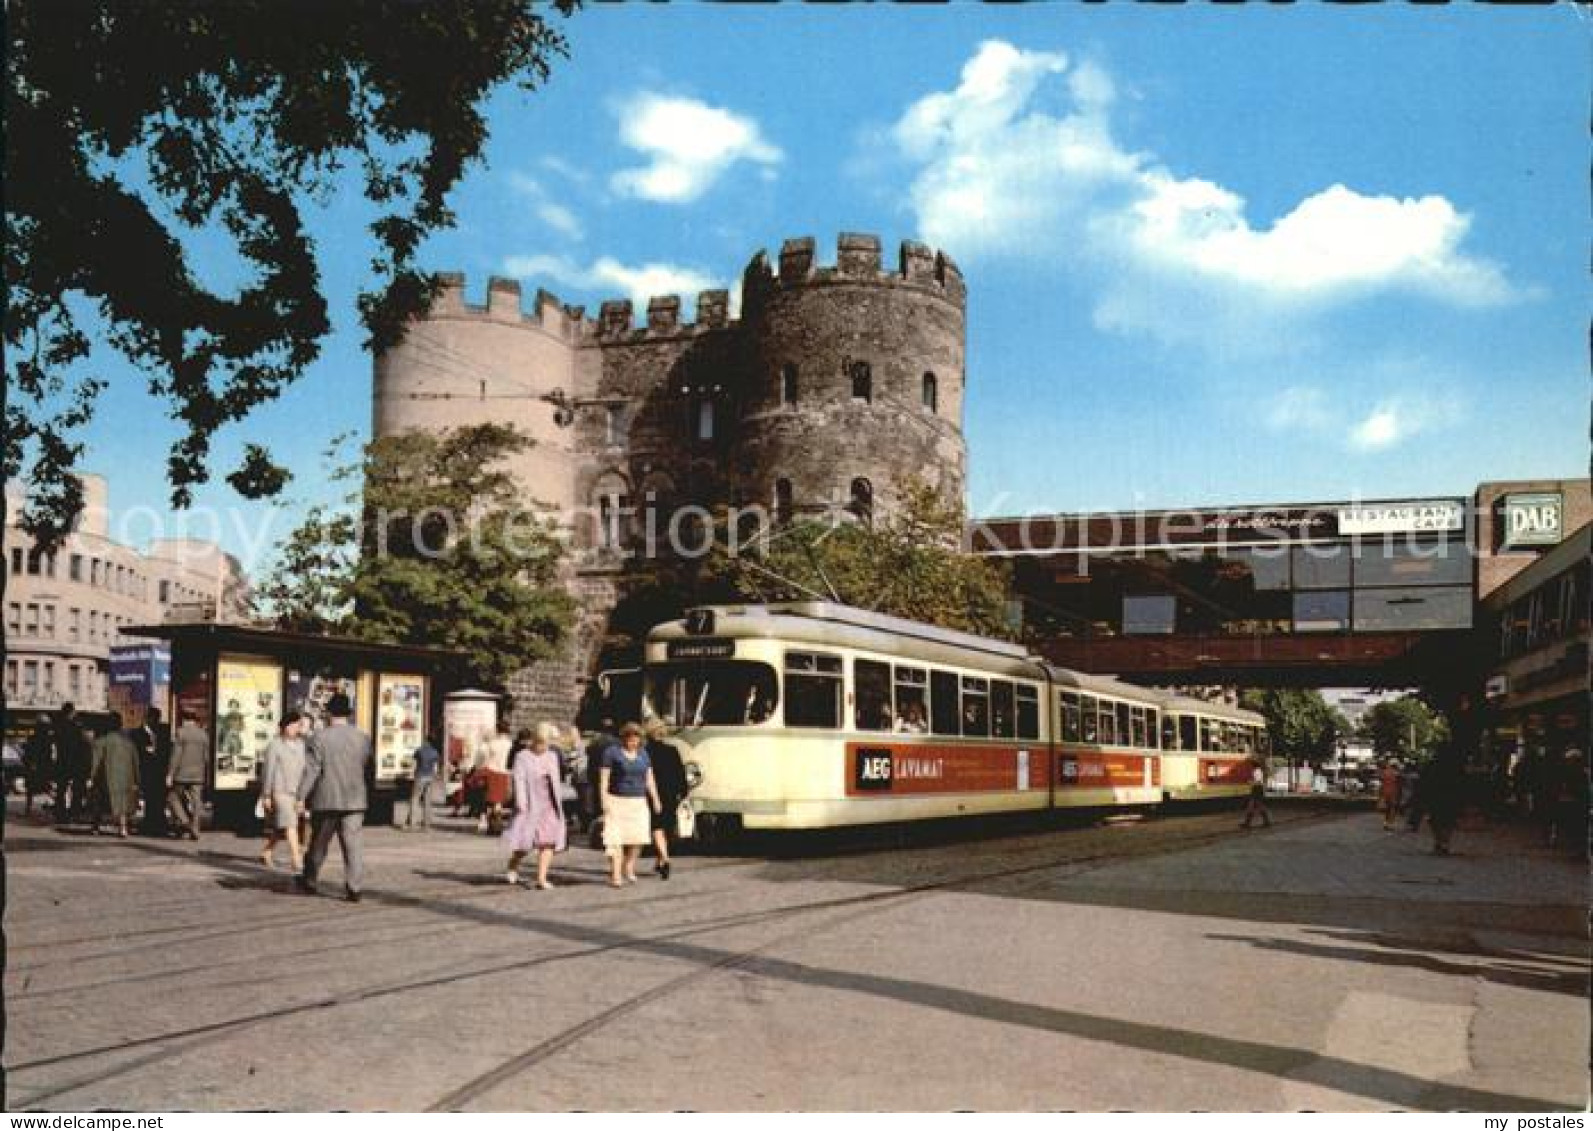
top-left (731, 233), bottom-right (967, 523)
top-left (371, 273), bottom-right (588, 514)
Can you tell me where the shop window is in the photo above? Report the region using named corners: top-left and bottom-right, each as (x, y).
top-left (1353, 542), bottom-right (1470, 587)
top-left (1352, 586), bottom-right (1472, 632)
top-left (1292, 546), bottom-right (1350, 589)
top-left (1294, 590), bottom-right (1350, 633)
top-left (1123, 595), bottom-right (1176, 635)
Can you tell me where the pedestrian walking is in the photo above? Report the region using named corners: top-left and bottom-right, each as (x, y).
top-left (1403, 762), bottom-right (1427, 832)
top-left (503, 728), bottom-right (567, 889)
top-left (582, 718), bottom-right (617, 841)
top-left (295, 693), bottom-right (372, 903)
top-left (166, 711), bottom-right (209, 840)
top-left (645, 719), bottom-right (686, 880)
top-left (1545, 749), bottom-right (1588, 854)
top-left (1379, 761), bottom-right (1402, 830)
top-left (404, 733), bottom-right (442, 830)
top-left (259, 711), bottom-right (309, 871)
top-left (481, 721), bottom-right (513, 834)
top-left (601, 723), bottom-right (662, 888)
top-left (22, 718), bottom-right (54, 818)
top-left (52, 704), bottom-right (92, 824)
top-left (1423, 755), bottom-right (1464, 855)
top-left (134, 707), bottom-right (172, 836)
top-left (1239, 756), bottom-right (1271, 829)
top-left (90, 724), bottom-right (140, 838)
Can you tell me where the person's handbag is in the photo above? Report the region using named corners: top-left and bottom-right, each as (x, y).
top-left (675, 798), bottom-right (695, 840)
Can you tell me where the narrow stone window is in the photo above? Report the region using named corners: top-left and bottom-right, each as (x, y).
top-left (849, 360), bottom-right (872, 403)
top-left (696, 399), bottom-right (715, 441)
top-left (781, 364), bottom-right (798, 406)
top-left (849, 477), bottom-right (874, 525)
top-left (775, 478), bottom-right (794, 525)
top-left (922, 371), bottom-right (938, 413)
top-left (606, 404), bottom-right (626, 446)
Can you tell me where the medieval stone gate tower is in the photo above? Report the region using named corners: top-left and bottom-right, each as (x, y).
top-left (372, 233), bottom-right (968, 722)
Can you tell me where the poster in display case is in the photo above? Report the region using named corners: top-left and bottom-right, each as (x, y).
top-left (375, 673), bottom-right (427, 783)
top-left (286, 667), bottom-right (359, 733)
top-left (215, 658), bottom-right (283, 791)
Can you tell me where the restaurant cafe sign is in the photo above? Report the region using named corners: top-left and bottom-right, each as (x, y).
top-left (1334, 501), bottom-right (1465, 536)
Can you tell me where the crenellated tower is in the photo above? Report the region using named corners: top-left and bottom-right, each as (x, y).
top-left (371, 234), bottom-right (969, 723)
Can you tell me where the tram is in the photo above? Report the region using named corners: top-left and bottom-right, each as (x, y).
top-left (642, 601), bottom-right (1269, 839)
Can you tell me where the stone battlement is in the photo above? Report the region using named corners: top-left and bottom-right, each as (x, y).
top-left (424, 234), bottom-right (961, 345)
top-left (743, 233), bottom-right (965, 309)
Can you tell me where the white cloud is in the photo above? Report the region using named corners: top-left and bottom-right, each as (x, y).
top-left (508, 173), bottom-right (585, 241)
top-left (1259, 373), bottom-right (1464, 454)
top-left (887, 41), bottom-right (1519, 347)
top-left (501, 253), bottom-right (721, 317)
top-left (611, 93), bottom-right (783, 204)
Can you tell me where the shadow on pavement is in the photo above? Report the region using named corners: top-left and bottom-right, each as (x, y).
top-left (1206, 928), bottom-right (1590, 998)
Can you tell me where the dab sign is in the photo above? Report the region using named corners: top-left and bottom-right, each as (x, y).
top-left (1502, 493), bottom-right (1564, 549)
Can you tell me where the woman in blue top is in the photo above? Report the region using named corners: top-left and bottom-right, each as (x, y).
top-left (600, 722), bottom-right (661, 888)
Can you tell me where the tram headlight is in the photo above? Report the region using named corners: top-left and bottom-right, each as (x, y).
top-left (685, 761), bottom-right (704, 790)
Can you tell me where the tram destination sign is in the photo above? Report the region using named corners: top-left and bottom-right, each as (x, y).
top-left (666, 638), bottom-right (736, 661)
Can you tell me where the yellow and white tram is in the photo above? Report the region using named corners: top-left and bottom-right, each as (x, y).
top-left (642, 602), bottom-right (1267, 838)
top-left (1158, 695), bottom-right (1270, 803)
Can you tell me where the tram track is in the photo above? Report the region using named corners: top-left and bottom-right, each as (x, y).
top-left (7, 804), bottom-right (1344, 1110)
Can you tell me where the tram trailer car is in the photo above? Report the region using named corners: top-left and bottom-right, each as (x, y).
top-left (643, 602), bottom-right (1267, 839)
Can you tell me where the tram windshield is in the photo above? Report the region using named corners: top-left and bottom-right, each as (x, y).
top-left (644, 661), bottom-right (779, 727)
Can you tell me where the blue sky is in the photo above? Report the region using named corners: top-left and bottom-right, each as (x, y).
top-left (67, 5), bottom-right (1589, 569)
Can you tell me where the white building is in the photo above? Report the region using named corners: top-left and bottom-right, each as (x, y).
top-left (4, 475), bottom-right (251, 711)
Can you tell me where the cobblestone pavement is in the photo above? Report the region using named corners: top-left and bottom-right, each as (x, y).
top-left (5, 796), bottom-right (1586, 1112)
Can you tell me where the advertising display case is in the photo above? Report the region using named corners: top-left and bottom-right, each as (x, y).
top-left (122, 623), bottom-right (464, 826)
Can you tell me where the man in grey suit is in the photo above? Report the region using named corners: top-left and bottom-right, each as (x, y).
top-left (295, 692), bottom-right (372, 903)
top-left (166, 711), bottom-right (209, 840)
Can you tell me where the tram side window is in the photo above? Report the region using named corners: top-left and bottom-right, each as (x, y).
top-left (786, 652), bottom-right (843, 729)
top-left (961, 675), bottom-right (990, 737)
top-left (1180, 715), bottom-right (1197, 752)
top-left (1060, 692), bottom-right (1082, 743)
top-left (930, 670), bottom-right (960, 736)
top-left (894, 666), bottom-right (928, 733)
top-left (1147, 708), bottom-right (1161, 750)
top-left (855, 658), bottom-right (893, 731)
top-left (1098, 699), bottom-right (1118, 746)
top-left (1016, 685), bottom-right (1040, 740)
top-left (991, 680), bottom-right (1016, 739)
top-left (1080, 695), bottom-right (1099, 743)
top-left (1117, 703), bottom-right (1132, 747)
top-left (1162, 714), bottom-right (1179, 750)
top-left (1130, 707), bottom-right (1148, 749)
top-left (1200, 719), bottom-right (1220, 752)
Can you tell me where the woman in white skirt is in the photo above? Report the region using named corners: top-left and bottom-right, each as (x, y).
top-left (259, 710), bottom-right (308, 871)
top-left (600, 723), bottom-right (661, 888)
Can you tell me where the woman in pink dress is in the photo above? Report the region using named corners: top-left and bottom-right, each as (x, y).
top-left (502, 729), bottom-right (567, 889)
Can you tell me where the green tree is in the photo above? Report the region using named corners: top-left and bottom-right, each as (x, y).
top-left (1363, 696), bottom-right (1449, 763)
top-left (1240, 689), bottom-right (1348, 766)
top-left (256, 424), bottom-right (574, 690)
top-left (6, 0), bottom-right (574, 548)
top-left (706, 478), bottom-right (1013, 640)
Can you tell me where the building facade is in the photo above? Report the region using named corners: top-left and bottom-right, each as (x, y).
top-left (3, 475), bottom-right (252, 713)
top-left (373, 234), bottom-right (969, 722)
top-left (973, 479), bottom-right (1590, 692)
